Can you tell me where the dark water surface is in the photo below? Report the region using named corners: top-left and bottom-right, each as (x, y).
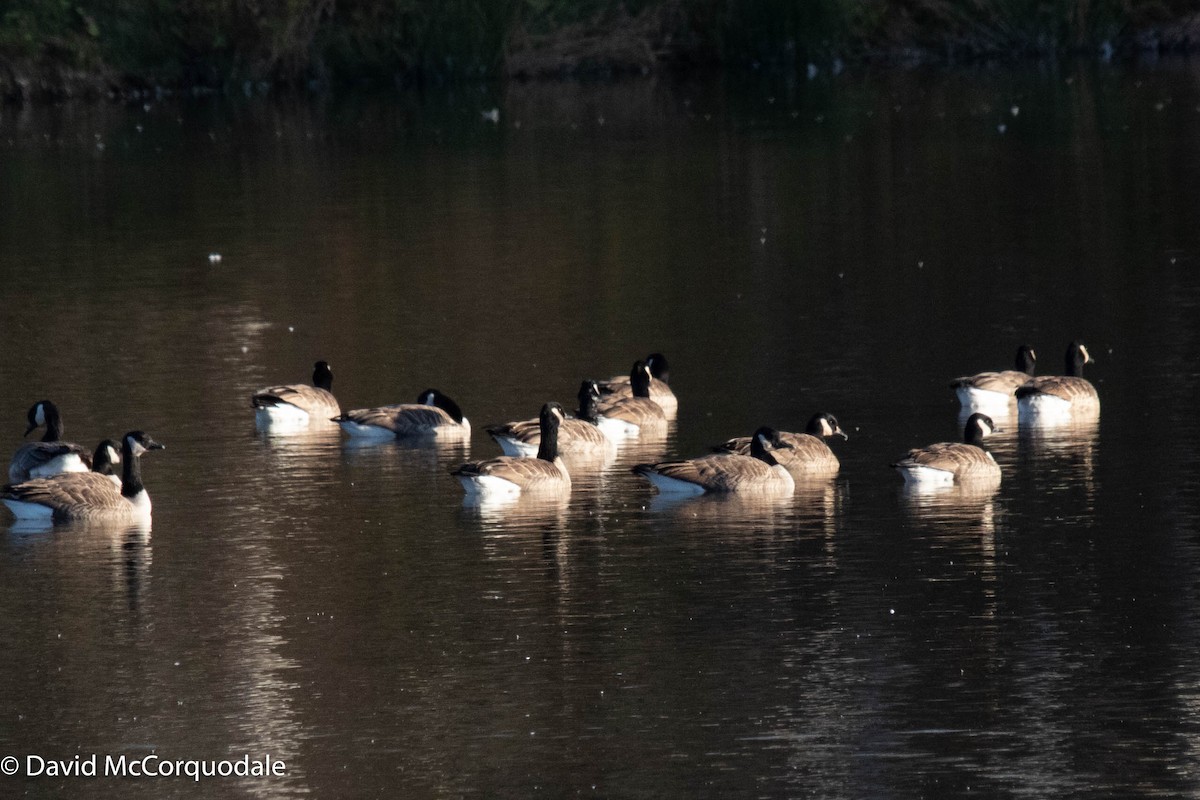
top-left (2, 64), bottom-right (1200, 798)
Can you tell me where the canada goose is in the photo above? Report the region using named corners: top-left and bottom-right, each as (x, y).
top-left (451, 403), bottom-right (571, 496)
top-left (252, 361), bottom-right (340, 427)
top-left (891, 413), bottom-right (1001, 486)
top-left (951, 345), bottom-right (1037, 410)
top-left (9, 400), bottom-right (90, 482)
top-left (1016, 341), bottom-right (1100, 422)
top-left (595, 361), bottom-right (668, 438)
top-left (2, 431), bottom-right (165, 522)
top-left (632, 427), bottom-right (796, 496)
top-left (712, 412), bottom-right (847, 476)
top-left (598, 352), bottom-right (677, 413)
top-left (334, 389), bottom-right (470, 439)
top-left (487, 381), bottom-right (617, 457)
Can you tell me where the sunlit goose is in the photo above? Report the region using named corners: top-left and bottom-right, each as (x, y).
top-left (9, 400), bottom-right (90, 482)
top-left (950, 345), bottom-right (1037, 411)
top-left (1016, 341), bottom-right (1100, 422)
top-left (633, 427), bottom-right (796, 496)
top-left (487, 381), bottom-right (616, 457)
top-left (334, 389), bottom-right (470, 439)
top-left (3, 431), bottom-right (165, 522)
top-left (598, 352), bottom-right (677, 413)
top-left (891, 413), bottom-right (1001, 486)
top-left (252, 360), bottom-right (340, 428)
top-left (713, 412), bottom-right (847, 476)
top-left (595, 361), bottom-right (668, 438)
top-left (452, 403), bottom-right (571, 496)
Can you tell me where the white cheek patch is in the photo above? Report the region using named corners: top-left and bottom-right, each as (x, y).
top-left (821, 419), bottom-right (833, 436)
top-left (107, 446), bottom-right (120, 464)
top-left (127, 438), bottom-right (147, 457)
top-left (422, 392), bottom-right (435, 405)
top-left (1081, 346), bottom-right (1091, 363)
top-left (756, 433), bottom-right (769, 450)
top-left (34, 404), bottom-right (46, 426)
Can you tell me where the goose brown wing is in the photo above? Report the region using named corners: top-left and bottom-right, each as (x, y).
top-left (341, 404), bottom-right (456, 435)
top-left (1018, 376), bottom-right (1099, 403)
top-left (454, 457), bottom-right (568, 489)
top-left (4, 472), bottom-right (125, 513)
top-left (952, 370), bottom-right (1030, 394)
top-left (714, 432), bottom-right (838, 473)
top-left (596, 396), bottom-right (666, 426)
top-left (897, 443), bottom-right (996, 476)
top-left (599, 377), bottom-right (673, 401)
top-left (486, 418), bottom-right (539, 443)
top-left (644, 455), bottom-right (774, 492)
top-left (253, 383), bottom-right (340, 416)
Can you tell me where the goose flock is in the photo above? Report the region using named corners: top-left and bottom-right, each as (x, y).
top-left (0, 342), bottom-right (1099, 522)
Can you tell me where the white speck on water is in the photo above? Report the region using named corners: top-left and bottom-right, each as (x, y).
top-left (997, 124), bottom-right (1007, 134)
top-left (208, 252), bottom-right (222, 263)
top-left (240, 346), bottom-right (248, 353)
top-left (1011, 105), bottom-right (1020, 116)
top-left (806, 63), bottom-right (818, 80)
top-left (760, 237), bottom-right (766, 245)
top-left (890, 609), bottom-right (896, 615)
top-left (917, 261), bottom-right (924, 268)
top-left (481, 108), bottom-right (500, 124)
top-left (288, 326), bottom-right (295, 332)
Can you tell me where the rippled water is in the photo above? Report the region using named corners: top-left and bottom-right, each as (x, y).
top-left (2, 63), bottom-right (1200, 798)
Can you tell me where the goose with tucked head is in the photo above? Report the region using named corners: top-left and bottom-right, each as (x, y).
top-left (486, 381), bottom-right (616, 457)
top-left (595, 361), bottom-right (669, 438)
top-left (891, 413), bottom-right (1001, 486)
top-left (713, 412), bottom-right (847, 477)
top-left (633, 426), bottom-right (796, 496)
top-left (951, 345), bottom-right (1037, 412)
top-left (1016, 341), bottom-right (1100, 423)
top-left (9, 400), bottom-right (90, 483)
top-left (3, 431), bottom-right (165, 522)
top-left (598, 352), bottom-right (677, 414)
top-left (252, 360), bottom-right (341, 429)
top-left (335, 389), bottom-right (470, 439)
top-left (452, 403), bottom-right (571, 496)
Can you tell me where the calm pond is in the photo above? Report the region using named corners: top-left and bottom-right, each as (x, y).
top-left (2, 63), bottom-right (1200, 798)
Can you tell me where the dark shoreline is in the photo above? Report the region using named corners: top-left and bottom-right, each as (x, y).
top-left (3, 10), bottom-right (1199, 105)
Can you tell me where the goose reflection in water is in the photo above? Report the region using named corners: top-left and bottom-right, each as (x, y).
top-left (1019, 417), bottom-right (1099, 495)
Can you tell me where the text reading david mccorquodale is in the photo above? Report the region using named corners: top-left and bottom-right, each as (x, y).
top-left (2, 753), bottom-right (287, 781)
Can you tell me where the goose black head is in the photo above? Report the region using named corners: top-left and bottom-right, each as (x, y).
top-left (748, 426), bottom-right (792, 464)
top-left (963, 413), bottom-right (998, 446)
top-left (805, 412), bottom-right (848, 440)
top-left (92, 439), bottom-right (122, 476)
top-left (577, 380), bottom-right (601, 420)
top-left (123, 431), bottom-right (166, 457)
top-left (1066, 340), bottom-right (1092, 376)
top-left (628, 361), bottom-right (652, 398)
top-left (540, 402), bottom-right (567, 428)
top-left (645, 353), bottom-right (671, 383)
top-left (1015, 345), bottom-right (1037, 375)
top-left (312, 361), bottom-right (334, 391)
top-left (24, 400), bottom-right (52, 436)
top-left (418, 388), bottom-right (465, 423)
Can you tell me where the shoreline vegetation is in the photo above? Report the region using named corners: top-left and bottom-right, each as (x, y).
top-left (3, 1), bottom-right (1200, 102)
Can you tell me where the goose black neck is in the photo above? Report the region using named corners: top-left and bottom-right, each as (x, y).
top-left (749, 435), bottom-right (780, 466)
top-left (804, 415), bottom-right (824, 436)
top-left (577, 384), bottom-right (599, 423)
top-left (536, 415), bottom-right (560, 462)
top-left (1016, 346), bottom-right (1036, 375)
top-left (629, 363), bottom-right (651, 398)
top-left (1066, 346), bottom-right (1086, 377)
top-left (41, 404), bottom-right (63, 442)
top-left (964, 423), bottom-right (987, 448)
top-left (313, 362), bottom-right (334, 391)
top-left (120, 439), bottom-right (146, 498)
